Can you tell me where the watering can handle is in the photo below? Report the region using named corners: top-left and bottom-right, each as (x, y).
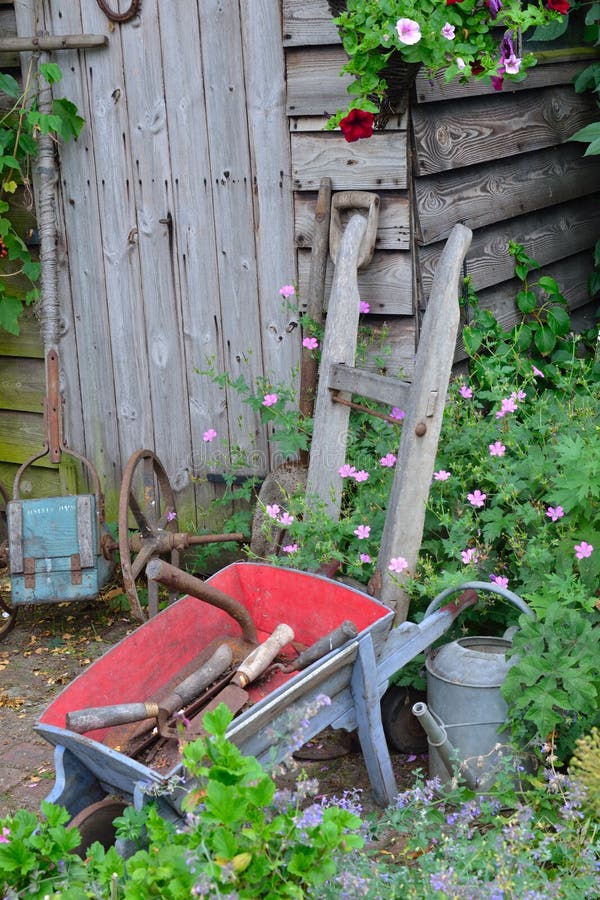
top-left (424, 581), bottom-right (533, 620)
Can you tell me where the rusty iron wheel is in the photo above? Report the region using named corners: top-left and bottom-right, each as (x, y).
top-left (118, 449), bottom-right (179, 622)
top-left (69, 796), bottom-right (129, 856)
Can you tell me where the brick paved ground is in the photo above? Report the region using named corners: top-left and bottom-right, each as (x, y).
top-left (0, 597), bottom-right (136, 818)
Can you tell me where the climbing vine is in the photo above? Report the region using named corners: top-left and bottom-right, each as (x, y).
top-left (0, 59), bottom-right (83, 335)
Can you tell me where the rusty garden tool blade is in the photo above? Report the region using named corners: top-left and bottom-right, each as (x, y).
top-left (189, 623), bottom-right (295, 735)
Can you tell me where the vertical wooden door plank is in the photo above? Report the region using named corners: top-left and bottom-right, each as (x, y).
top-left (197, 0), bottom-right (267, 469)
top-left (118, 0), bottom-right (193, 495)
top-left (159, 0), bottom-right (228, 512)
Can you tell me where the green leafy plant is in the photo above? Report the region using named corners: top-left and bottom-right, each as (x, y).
top-left (0, 61), bottom-right (83, 334)
top-left (326, 0), bottom-right (567, 134)
top-left (503, 606), bottom-right (600, 762)
top-left (1, 704), bottom-right (365, 898)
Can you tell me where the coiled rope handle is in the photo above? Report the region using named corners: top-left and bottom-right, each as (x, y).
top-left (96, 0), bottom-right (141, 23)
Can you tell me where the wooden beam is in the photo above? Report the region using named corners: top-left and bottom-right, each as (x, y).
top-left (415, 144), bottom-right (600, 245)
top-left (412, 86), bottom-right (598, 175)
top-left (292, 131), bottom-right (407, 191)
top-left (328, 362), bottom-right (411, 407)
top-left (420, 194), bottom-right (600, 294)
top-left (0, 34), bottom-right (108, 51)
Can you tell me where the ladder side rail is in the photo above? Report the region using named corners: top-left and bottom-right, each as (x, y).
top-left (375, 223), bottom-right (473, 621)
top-left (305, 213), bottom-right (367, 518)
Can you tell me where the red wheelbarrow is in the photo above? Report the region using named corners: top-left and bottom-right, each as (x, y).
top-left (34, 562), bottom-right (495, 845)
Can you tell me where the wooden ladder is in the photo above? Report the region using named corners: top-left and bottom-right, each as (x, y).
top-left (306, 193), bottom-right (472, 622)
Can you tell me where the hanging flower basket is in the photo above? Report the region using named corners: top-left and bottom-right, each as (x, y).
top-left (325, 1), bottom-right (569, 137)
top-left (328, 1), bottom-right (421, 126)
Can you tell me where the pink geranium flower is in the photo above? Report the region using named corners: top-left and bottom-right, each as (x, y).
top-left (490, 574), bottom-right (509, 589)
top-left (339, 464), bottom-right (357, 478)
top-left (0, 826), bottom-right (10, 844)
top-left (263, 393), bottom-right (278, 407)
top-left (282, 544), bottom-right (298, 554)
top-left (468, 489), bottom-right (487, 508)
top-left (575, 541), bottom-right (593, 560)
top-left (302, 336), bottom-right (319, 350)
top-left (461, 548), bottom-right (479, 565)
top-left (489, 441), bottom-right (506, 457)
top-left (203, 428), bottom-right (217, 442)
top-left (353, 470), bottom-right (370, 482)
top-left (279, 285), bottom-right (295, 299)
top-left (433, 470), bottom-right (451, 481)
top-left (388, 556), bottom-right (409, 574)
top-left (380, 453), bottom-right (397, 467)
top-left (278, 512), bottom-right (294, 527)
top-left (532, 365), bottom-right (545, 378)
top-left (266, 504), bottom-right (281, 520)
top-left (496, 396), bottom-right (518, 418)
top-left (359, 300), bottom-right (370, 314)
top-left (459, 384), bottom-right (473, 399)
top-left (546, 506), bottom-right (564, 522)
top-left (354, 524), bottom-right (371, 540)
top-left (390, 407), bottom-right (405, 420)
top-left (359, 553), bottom-right (371, 564)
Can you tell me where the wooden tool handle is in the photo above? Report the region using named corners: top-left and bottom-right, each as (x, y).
top-left (66, 701), bottom-right (159, 734)
top-left (159, 643), bottom-right (233, 712)
top-left (292, 620), bottom-right (358, 671)
top-left (235, 624), bottom-right (294, 687)
top-left (66, 643), bottom-right (233, 734)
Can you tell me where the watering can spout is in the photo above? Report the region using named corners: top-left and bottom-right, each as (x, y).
top-left (412, 701), bottom-right (478, 790)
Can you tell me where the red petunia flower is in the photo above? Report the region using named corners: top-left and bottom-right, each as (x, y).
top-left (446, 0), bottom-right (464, 4)
top-left (471, 61), bottom-right (485, 75)
top-left (546, 0), bottom-right (570, 12)
top-left (339, 109), bottom-right (375, 142)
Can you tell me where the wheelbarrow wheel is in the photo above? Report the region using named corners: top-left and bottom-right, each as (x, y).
top-left (119, 449), bottom-right (179, 622)
top-left (0, 479), bottom-right (17, 641)
top-left (69, 796), bottom-right (129, 856)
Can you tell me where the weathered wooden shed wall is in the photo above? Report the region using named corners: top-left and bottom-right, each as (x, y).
top-left (284, 0), bottom-right (599, 360)
top-left (2, 0), bottom-right (298, 522)
top-left (0, 0), bottom-right (598, 527)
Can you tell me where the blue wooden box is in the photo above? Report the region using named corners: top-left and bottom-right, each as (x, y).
top-left (7, 495), bottom-right (113, 605)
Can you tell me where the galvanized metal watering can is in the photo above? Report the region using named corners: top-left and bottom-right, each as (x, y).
top-left (412, 581), bottom-right (533, 790)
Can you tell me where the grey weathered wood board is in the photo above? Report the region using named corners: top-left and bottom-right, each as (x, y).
top-left (286, 46), bottom-right (590, 115)
top-left (292, 132), bottom-right (407, 191)
top-left (419, 194), bottom-right (600, 294)
top-left (282, 0), bottom-right (339, 46)
top-left (297, 247), bottom-right (412, 315)
top-left (412, 86), bottom-right (598, 175)
top-left (415, 144), bottom-right (600, 245)
top-left (12, 0), bottom-right (297, 520)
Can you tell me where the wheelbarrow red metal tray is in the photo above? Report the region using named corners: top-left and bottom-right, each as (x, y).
top-left (36, 562), bottom-right (475, 821)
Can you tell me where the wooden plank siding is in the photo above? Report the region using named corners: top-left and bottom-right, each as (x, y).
top-left (8, 0), bottom-right (297, 522)
top-left (283, 0), bottom-right (599, 397)
top-left (1, 0), bottom-right (598, 529)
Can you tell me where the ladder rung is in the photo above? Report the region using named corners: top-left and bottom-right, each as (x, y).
top-left (328, 363), bottom-right (411, 408)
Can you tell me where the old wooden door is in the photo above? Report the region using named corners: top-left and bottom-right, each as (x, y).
top-left (14, 0), bottom-right (297, 521)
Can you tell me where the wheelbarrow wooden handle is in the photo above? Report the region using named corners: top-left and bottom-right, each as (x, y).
top-left (282, 620), bottom-right (358, 673)
top-left (66, 643), bottom-right (233, 734)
